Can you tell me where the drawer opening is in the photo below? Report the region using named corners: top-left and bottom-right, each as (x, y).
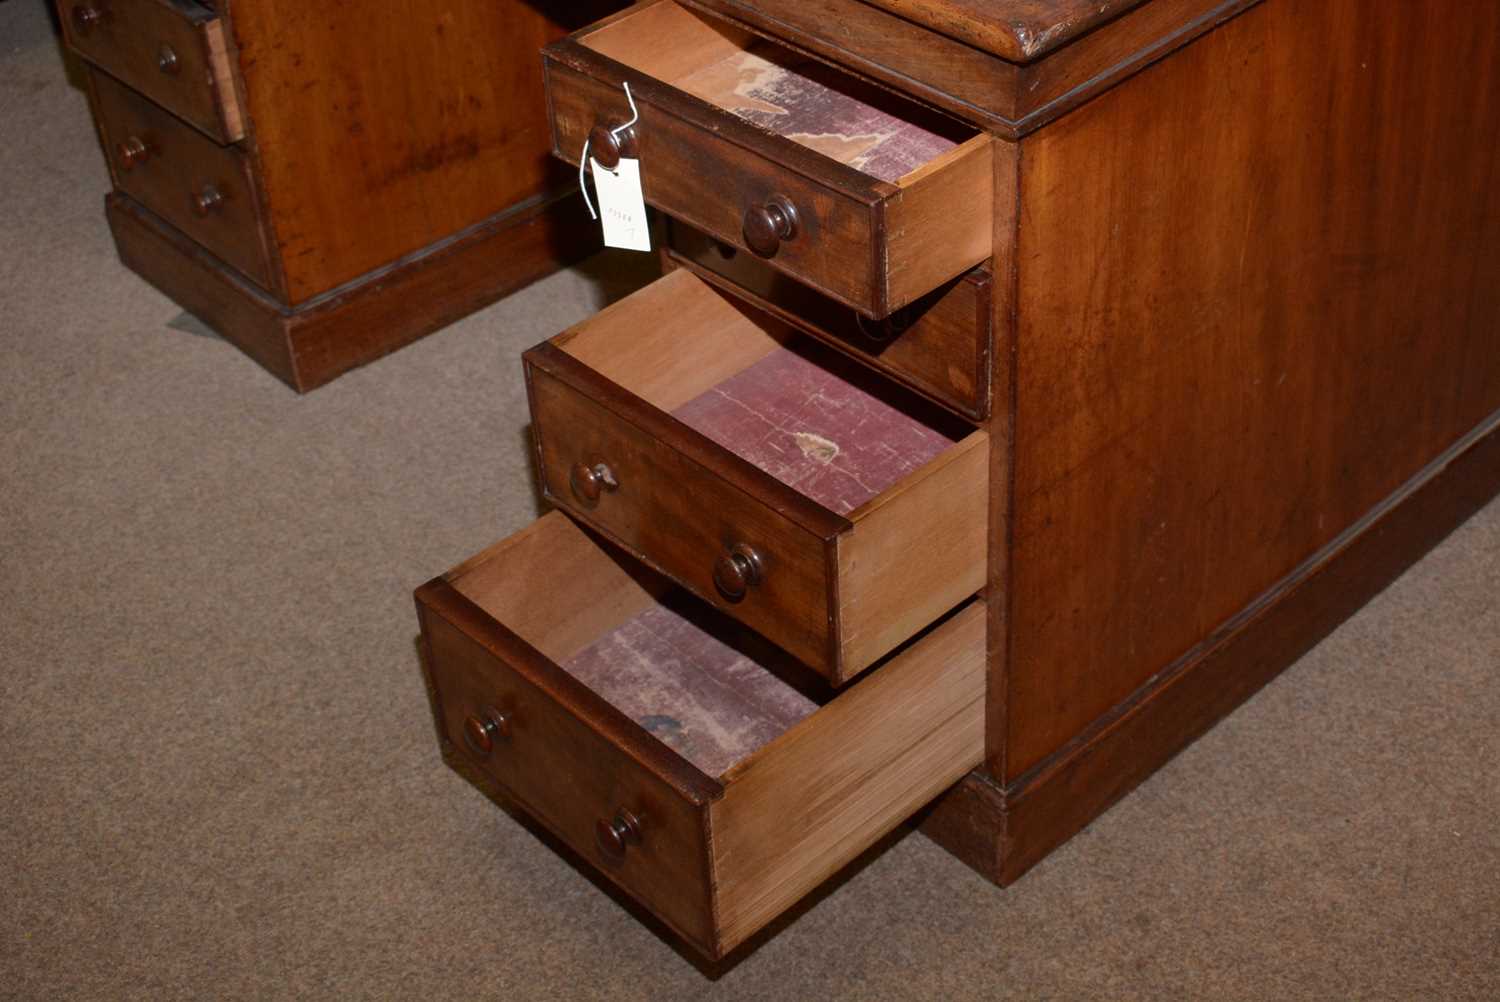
top-left (430, 511), bottom-right (987, 956)
top-left (556, 270), bottom-right (979, 519)
top-left (578, 1), bottom-right (982, 186)
top-left (664, 220), bottom-right (995, 422)
top-left (450, 518), bottom-right (832, 779)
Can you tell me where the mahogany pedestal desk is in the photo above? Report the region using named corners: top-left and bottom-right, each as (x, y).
top-left (61, 0), bottom-right (619, 391)
top-left (415, 0), bottom-right (1500, 961)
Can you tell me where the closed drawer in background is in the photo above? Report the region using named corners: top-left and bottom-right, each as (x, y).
top-left (666, 220), bottom-right (993, 421)
top-left (60, 0), bottom-right (245, 143)
top-left (523, 269), bottom-right (988, 684)
top-left (90, 69), bottom-right (275, 291)
top-left (544, 0), bottom-right (993, 320)
top-left (416, 511), bottom-right (986, 960)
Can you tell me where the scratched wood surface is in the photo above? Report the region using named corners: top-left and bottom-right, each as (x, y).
top-left (857, 0), bottom-right (1148, 62)
top-left (563, 599), bottom-right (818, 777)
top-left (228, 0), bottom-right (595, 304)
top-left (1003, 0), bottom-right (1500, 779)
top-left (59, 0), bottom-right (244, 143)
top-left (672, 344), bottom-right (958, 515)
top-left (90, 71), bottom-right (275, 290)
top-left (677, 47), bottom-right (960, 182)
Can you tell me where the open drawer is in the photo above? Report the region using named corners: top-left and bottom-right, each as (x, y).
top-left (523, 269), bottom-right (988, 684)
top-left (416, 511), bottom-right (986, 960)
top-left (543, 0), bottom-right (994, 320)
top-left (60, 0), bottom-right (245, 144)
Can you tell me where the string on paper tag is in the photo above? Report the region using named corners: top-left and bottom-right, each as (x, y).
top-left (579, 81), bottom-right (650, 252)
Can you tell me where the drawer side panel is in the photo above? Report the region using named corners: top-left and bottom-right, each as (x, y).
top-left (708, 601), bottom-right (987, 952)
top-left (884, 136), bottom-right (996, 317)
top-left (836, 431), bottom-right (989, 680)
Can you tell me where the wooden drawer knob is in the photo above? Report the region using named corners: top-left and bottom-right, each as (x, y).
top-left (713, 543), bottom-right (764, 602)
top-left (71, 5), bottom-right (109, 35)
top-left (157, 44), bottom-right (181, 76)
top-left (569, 461), bottom-right (618, 508)
top-left (116, 136), bottom-right (149, 170)
top-left (743, 197), bottom-right (799, 258)
top-left (856, 305), bottom-right (915, 343)
top-left (461, 708), bottom-right (511, 758)
top-left (594, 808), bottom-right (644, 864)
top-left (588, 122), bottom-right (636, 171)
top-left (191, 184), bottom-right (225, 217)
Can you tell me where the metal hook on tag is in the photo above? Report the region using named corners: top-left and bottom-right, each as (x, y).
top-left (611, 80), bottom-right (641, 140)
top-left (580, 81), bottom-right (640, 221)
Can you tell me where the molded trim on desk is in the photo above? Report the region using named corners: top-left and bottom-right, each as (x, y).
top-left (921, 405), bottom-right (1500, 884)
top-left (682, 0), bottom-right (1264, 137)
top-left (105, 190), bottom-right (598, 392)
top-left (855, 0), bottom-right (1150, 64)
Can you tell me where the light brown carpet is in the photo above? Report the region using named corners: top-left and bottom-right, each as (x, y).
top-left (2, 2), bottom-right (1497, 998)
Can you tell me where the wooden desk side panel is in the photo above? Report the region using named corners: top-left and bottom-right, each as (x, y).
top-left (1002, 0), bottom-right (1500, 780)
top-left (227, 1), bottom-right (614, 305)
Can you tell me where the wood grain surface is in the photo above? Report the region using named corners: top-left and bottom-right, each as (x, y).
top-left (105, 190), bottom-right (597, 392)
top-left (551, 58), bottom-right (885, 306)
top-left (1002, 0), bottom-right (1500, 779)
top-left (444, 511), bottom-right (669, 664)
top-left (665, 222), bottom-right (994, 420)
top-left (228, 0), bottom-right (582, 304)
top-left (546, 0), bottom-right (991, 316)
top-left (683, 0), bottom-right (1261, 135)
top-left (418, 514), bottom-right (723, 955)
top-left (527, 349), bottom-right (844, 675)
top-left (710, 600), bottom-right (986, 953)
top-left (837, 428), bottom-right (989, 683)
top-left (424, 515), bottom-right (988, 959)
top-left (90, 68), bottom-right (274, 289)
top-left (924, 406), bottom-right (1500, 884)
top-left (59, 0), bottom-right (244, 142)
top-left (884, 135), bottom-right (994, 316)
top-left (529, 270), bottom-right (987, 682)
top-left (858, 0), bottom-right (1148, 62)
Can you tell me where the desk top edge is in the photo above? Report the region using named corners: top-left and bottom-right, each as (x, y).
top-left (853, 0), bottom-right (1151, 63)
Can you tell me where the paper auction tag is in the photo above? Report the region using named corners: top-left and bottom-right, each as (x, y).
top-left (591, 157), bottom-right (650, 252)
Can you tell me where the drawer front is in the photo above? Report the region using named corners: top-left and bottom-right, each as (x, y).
top-left (91, 70), bottom-right (274, 290)
top-left (419, 587), bottom-right (719, 955)
top-left (549, 61), bottom-right (879, 311)
top-left (543, 1), bottom-right (993, 319)
top-left (61, 0), bottom-right (245, 143)
top-left (666, 221), bottom-right (994, 420)
top-left (525, 357), bottom-right (839, 673)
